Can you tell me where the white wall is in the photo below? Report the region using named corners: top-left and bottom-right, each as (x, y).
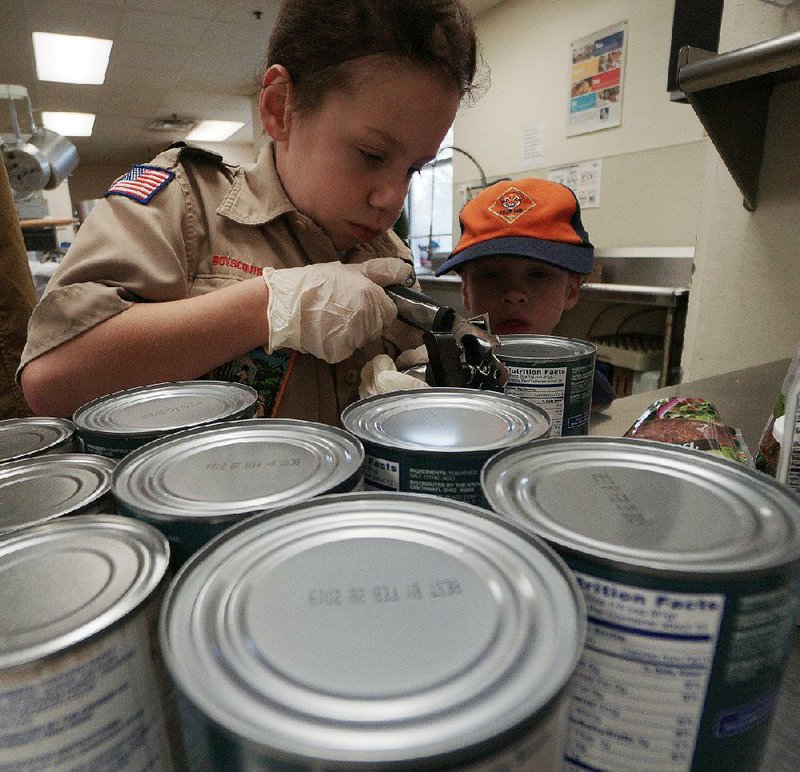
top-left (458, 0), bottom-right (705, 180)
top-left (455, 0), bottom-right (708, 247)
top-left (681, 0), bottom-right (800, 380)
top-left (457, 0), bottom-right (800, 381)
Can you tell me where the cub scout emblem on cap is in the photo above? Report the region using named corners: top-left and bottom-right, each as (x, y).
top-left (105, 165), bottom-right (175, 204)
top-left (489, 186), bottom-right (536, 224)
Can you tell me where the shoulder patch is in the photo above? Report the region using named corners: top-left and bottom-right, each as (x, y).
top-left (104, 165), bottom-right (175, 204)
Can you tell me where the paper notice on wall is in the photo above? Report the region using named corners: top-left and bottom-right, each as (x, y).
top-left (521, 123), bottom-right (545, 166)
top-left (567, 21), bottom-right (627, 137)
top-left (548, 159), bottom-right (602, 208)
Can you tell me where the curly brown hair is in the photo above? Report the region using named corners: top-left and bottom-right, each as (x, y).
top-left (266, 0), bottom-right (480, 113)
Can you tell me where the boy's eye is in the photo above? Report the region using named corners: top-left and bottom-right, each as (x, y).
top-left (359, 149), bottom-right (384, 163)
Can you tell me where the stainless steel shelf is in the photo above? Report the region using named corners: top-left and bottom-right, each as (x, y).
top-left (581, 283), bottom-right (689, 308)
top-left (676, 31), bottom-right (800, 211)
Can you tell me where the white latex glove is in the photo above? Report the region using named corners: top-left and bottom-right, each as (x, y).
top-left (359, 354), bottom-right (431, 399)
top-left (263, 258), bottom-right (413, 363)
top-left (395, 344), bottom-right (429, 370)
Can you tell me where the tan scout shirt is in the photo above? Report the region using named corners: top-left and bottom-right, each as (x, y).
top-left (20, 142), bottom-right (422, 425)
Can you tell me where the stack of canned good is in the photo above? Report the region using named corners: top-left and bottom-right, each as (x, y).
top-left (1, 360), bottom-right (799, 771)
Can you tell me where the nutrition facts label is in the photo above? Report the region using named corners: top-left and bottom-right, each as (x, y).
top-left (562, 572), bottom-right (725, 772)
top-left (504, 366), bottom-right (567, 435)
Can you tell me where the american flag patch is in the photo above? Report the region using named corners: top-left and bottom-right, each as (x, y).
top-left (104, 165), bottom-right (175, 204)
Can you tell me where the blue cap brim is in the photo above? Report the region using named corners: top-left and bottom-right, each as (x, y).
top-left (434, 236), bottom-right (594, 276)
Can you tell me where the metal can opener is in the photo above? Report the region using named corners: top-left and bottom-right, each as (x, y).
top-left (385, 284), bottom-right (510, 391)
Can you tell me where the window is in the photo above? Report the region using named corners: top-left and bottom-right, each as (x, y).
top-left (406, 127), bottom-right (454, 270)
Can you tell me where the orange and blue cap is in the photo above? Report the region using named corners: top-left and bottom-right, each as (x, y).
top-left (435, 178), bottom-right (594, 276)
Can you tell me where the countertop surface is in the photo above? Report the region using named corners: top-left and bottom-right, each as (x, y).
top-left (589, 357), bottom-right (797, 771)
top-left (589, 357), bottom-right (790, 450)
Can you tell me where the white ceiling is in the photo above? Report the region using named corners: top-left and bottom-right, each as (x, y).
top-left (1, 0), bottom-right (504, 167)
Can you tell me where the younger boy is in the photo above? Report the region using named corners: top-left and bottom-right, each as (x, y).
top-left (435, 177), bottom-right (588, 335)
top-left (361, 177), bottom-right (614, 406)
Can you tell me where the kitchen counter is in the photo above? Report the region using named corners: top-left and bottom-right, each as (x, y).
top-left (589, 357), bottom-right (798, 770)
top-left (589, 356), bottom-right (789, 449)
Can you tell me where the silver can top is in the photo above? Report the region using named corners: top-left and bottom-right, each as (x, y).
top-left (160, 492), bottom-right (585, 766)
top-left (497, 334), bottom-right (596, 362)
top-left (112, 419), bottom-right (364, 522)
top-left (72, 380), bottom-right (258, 437)
top-left (0, 453), bottom-right (116, 534)
top-left (341, 388), bottom-right (551, 454)
top-left (0, 416), bottom-right (75, 463)
top-left (482, 436), bottom-right (800, 576)
top-left (0, 514), bottom-right (169, 669)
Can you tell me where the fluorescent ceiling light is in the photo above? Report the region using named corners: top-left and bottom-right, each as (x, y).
top-left (33, 32), bottom-right (113, 84)
top-left (42, 112), bottom-right (96, 137)
top-left (185, 120), bottom-right (245, 142)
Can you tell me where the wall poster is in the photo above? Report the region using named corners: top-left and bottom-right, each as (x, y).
top-left (547, 159), bottom-right (602, 209)
top-left (568, 21), bottom-right (627, 137)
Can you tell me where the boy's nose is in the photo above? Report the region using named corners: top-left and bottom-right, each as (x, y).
top-left (503, 286), bottom-right (529, 302)
top-left (369, 176), bottom-right (410, 215)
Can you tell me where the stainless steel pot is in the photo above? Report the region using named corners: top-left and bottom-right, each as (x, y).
top-left (28, 127), bottom-right (79, 189)
top-left (1, 85), bottom-right (79, 193)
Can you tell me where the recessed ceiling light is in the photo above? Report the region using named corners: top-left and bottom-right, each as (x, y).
top-left (33, 32), bottom-right (113, 84)
top-left (41, 112), bottom-right (96, 137)
top-left (185, 120), bottom-right (245, 142)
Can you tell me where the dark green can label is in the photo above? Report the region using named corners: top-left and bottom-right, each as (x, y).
top-left (362, 446), bottom-right (489, 507)
top-left (559, 554), bottom-right (796, 772)
top-left (497, 336), bottom-right (596, 437)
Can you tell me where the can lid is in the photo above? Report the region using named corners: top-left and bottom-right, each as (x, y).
top-left (341, 388), bottom-right (551, 453)
top-left (112, 419), bottom-right (364, 522)
top-left (0, 514), bottom-right (169, 669)
top-left (160, 492), bottom-right (584, 766)
top-left (72, 380), bottom-right (258, 437)
top-left (496, 334), bottom-right (596, 361)
top-left (0, 416), bottom-right (75, 463)
top-left (482, 436), bottom-right (800, 575)
top-left (0, 453), bottom-right (116, 534)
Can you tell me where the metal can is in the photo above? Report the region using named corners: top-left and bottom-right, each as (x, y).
top-left (481, 436), bottom-right (800, 772)
top-left (0, 514), bottom-right (183, 770)
top-left (0, 416), bottom-right (76, 463)
top-left (496, 335), bottom-right (596, 436)
top-left (0, 452), bottom-right (117, 535)
top-left (72, 380), bottom-right (259, 459)
top-left (340, 388), bottom-right (550, 506)
top-left (112, 418), bottom-right (365, 567)
top-left (160, 491), bottom-right (586, 770)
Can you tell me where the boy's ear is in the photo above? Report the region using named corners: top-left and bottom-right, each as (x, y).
top-left (563, 274), bottom-right (583, 310)
top-left (259, 65), bottom-right (294, 141)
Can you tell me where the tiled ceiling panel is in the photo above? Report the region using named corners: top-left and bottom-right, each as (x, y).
top-left (2, 0), bottom-right (504, 165)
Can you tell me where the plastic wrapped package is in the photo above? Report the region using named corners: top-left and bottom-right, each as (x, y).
top-left (624, 396), bottom-right (750, 465)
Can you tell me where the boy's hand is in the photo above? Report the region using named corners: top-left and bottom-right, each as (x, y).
top-left (263, 258), bottom-right (412, 363)
top-left (395, 344), bottom-right (429, 369)
top-left (359, 354), bottom-right (430, 399)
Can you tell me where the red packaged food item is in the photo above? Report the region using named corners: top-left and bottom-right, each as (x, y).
top-left (624, 396), bottom-right (750, 464)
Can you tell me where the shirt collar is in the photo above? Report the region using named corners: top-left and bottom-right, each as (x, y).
top-left (217, 141), bottom-right (295, 226)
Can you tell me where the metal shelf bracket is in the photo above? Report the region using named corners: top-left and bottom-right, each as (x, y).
top-left (677, 31), bottom-right (800, 211)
